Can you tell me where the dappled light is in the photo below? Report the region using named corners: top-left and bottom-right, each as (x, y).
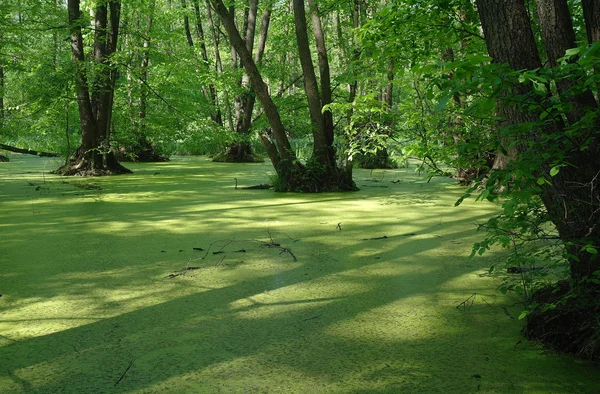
top-left (1, 155), bottom-right (598, 392)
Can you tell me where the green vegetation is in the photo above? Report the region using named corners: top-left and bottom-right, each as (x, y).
top-left (1, 155), bottom-right (598, 393)
top-left (1, 0), bottom-right (599, 391)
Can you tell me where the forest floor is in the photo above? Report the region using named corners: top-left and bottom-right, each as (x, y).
top-left (0, 154), bottom-right (599, 393)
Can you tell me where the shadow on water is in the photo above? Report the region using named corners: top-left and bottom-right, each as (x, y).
top-left (0, 155), bottom-right (598, 393)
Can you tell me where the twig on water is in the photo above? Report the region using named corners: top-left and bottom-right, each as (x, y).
top-left (456, 293), bottom-right (477, 311)
top-left (114, 358), bottom-right (135, 386)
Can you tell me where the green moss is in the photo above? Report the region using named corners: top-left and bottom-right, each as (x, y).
top-left (0, 154), bottom-right (598, 393)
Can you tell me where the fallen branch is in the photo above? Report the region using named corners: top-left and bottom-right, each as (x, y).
top-left (0, 143), bottom-right (60, 157)
top-left (241, 184), bottom-right (273, 190)
top-left (279, 247), bottom-right (298, 261)
top-left (170, 234), bottom-right (298, 276)
top-left (167, 266), bottom-right (202, 278)
top-left (362, 236), bottom-right (388, 241)
top-left (456, 293), bottom-right (477, 311)
top-left (302, 314), bottom-right (323, 322)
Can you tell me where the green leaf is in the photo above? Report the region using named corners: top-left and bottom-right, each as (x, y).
top-left (477, 189), bottom-right (490, 201)
top-left (564, 47), bottom-right (581, 57)
top-left (549, 166), bottom-right (560, 177)
top-left (536, 177), bottom-right (545, 185)
top-left (503, 200), bottom-right (516, 217)
top-left (580, 41), bottom-right (600, 63)
top-left (435, 95), bottom-right (451, 112)
top-left (518, 311), bottom-right (529, 320)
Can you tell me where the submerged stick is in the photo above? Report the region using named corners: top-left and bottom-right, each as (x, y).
top-left (114, 358), bottom-right (135, 386)
top-left (362, 236), bottom-right (388, 241)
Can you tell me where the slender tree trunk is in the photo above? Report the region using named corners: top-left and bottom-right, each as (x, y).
top-left (221, 2), bottom-right (271, 162)
top-left (210, 0), bottom-right (355, 191)
top-left (293, 0), bottom-right (330, 166)
top-left (193, 0), bottom-right (221, 125)
top-left (0, 63), bottom-right (4, 128)
top-left (206, 0), bottom-right (234, 131)
top-left (209, 0), bottom-right (296, 168)
top-left (308, 0), bottom-right (333, 147)
top-left (118, 0), bottom-right (166, 162)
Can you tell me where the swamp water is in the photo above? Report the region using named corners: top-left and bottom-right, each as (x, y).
top-left (0, 155), bottom-right (598, 393)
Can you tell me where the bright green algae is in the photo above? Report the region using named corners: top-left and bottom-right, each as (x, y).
top-left (0, 155), bottom-right (598, 393)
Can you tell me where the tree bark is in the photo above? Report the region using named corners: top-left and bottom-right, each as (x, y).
top-left (220, 3), bottom-right (272, 163)
top-left (582, 0), bottom-right (600, 44)
top-left (308, 0), bottom-right (334, 148)
top-left (293, 0), bottom-right (331, 166)
top-left (536, 0), bottom-right (598, 124)
top-left (476, 0), bottom-right (600, 280)
top-left (209, 0), bottom-right (296, 171)
top-left (206, 0), bottom-right (234, 131)
top-left (193, 0), bottom-right (222, 125)
top-left (56, 0), bottom-right (130, 175)
top-left (210, 0), bottom-right (354, 191)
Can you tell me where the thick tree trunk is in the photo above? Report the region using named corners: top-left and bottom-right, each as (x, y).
top-left (476, 0), bottom-right (599, 280)
top-left (56, 0), bottom-right (130, 176)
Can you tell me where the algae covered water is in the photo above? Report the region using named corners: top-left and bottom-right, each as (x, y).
top-left (0, 155), bottom-right (598, 393)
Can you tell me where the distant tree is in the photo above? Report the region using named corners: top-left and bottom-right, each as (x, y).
top-left (56, 0), bottom-right (131, 175)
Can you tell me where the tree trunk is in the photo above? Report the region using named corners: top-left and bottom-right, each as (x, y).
top-left (193, 0), bottom-right (222, 125)
top-left (476, 0), bottom-right (600, 280)
top-left (219, 0), bottom-right (262, 163)
top-left (536, 0), bottom-right (598, 123)
top-left (206, 0), bottom-right (234, 131)
top-left (55, 0), bottom-right (130, 176)
top-left (0, 62), bottom-right (4, 129)
top-left (182, 0), bottom-right (215, 122)
top-left (293, 0), bottom-right (331, 166)
top-left (220, 4), bottom-right (272, 163)
top-left (118, 0), bottom-right (166, 163)
top-left (209, 0), bottom-right (298, 181)
top-left (582, 0), bottom-right (600, 44)
top-left (308, 0), bottom-right (334, 149)
top-left (210, 0), bottom-right (355, 191)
